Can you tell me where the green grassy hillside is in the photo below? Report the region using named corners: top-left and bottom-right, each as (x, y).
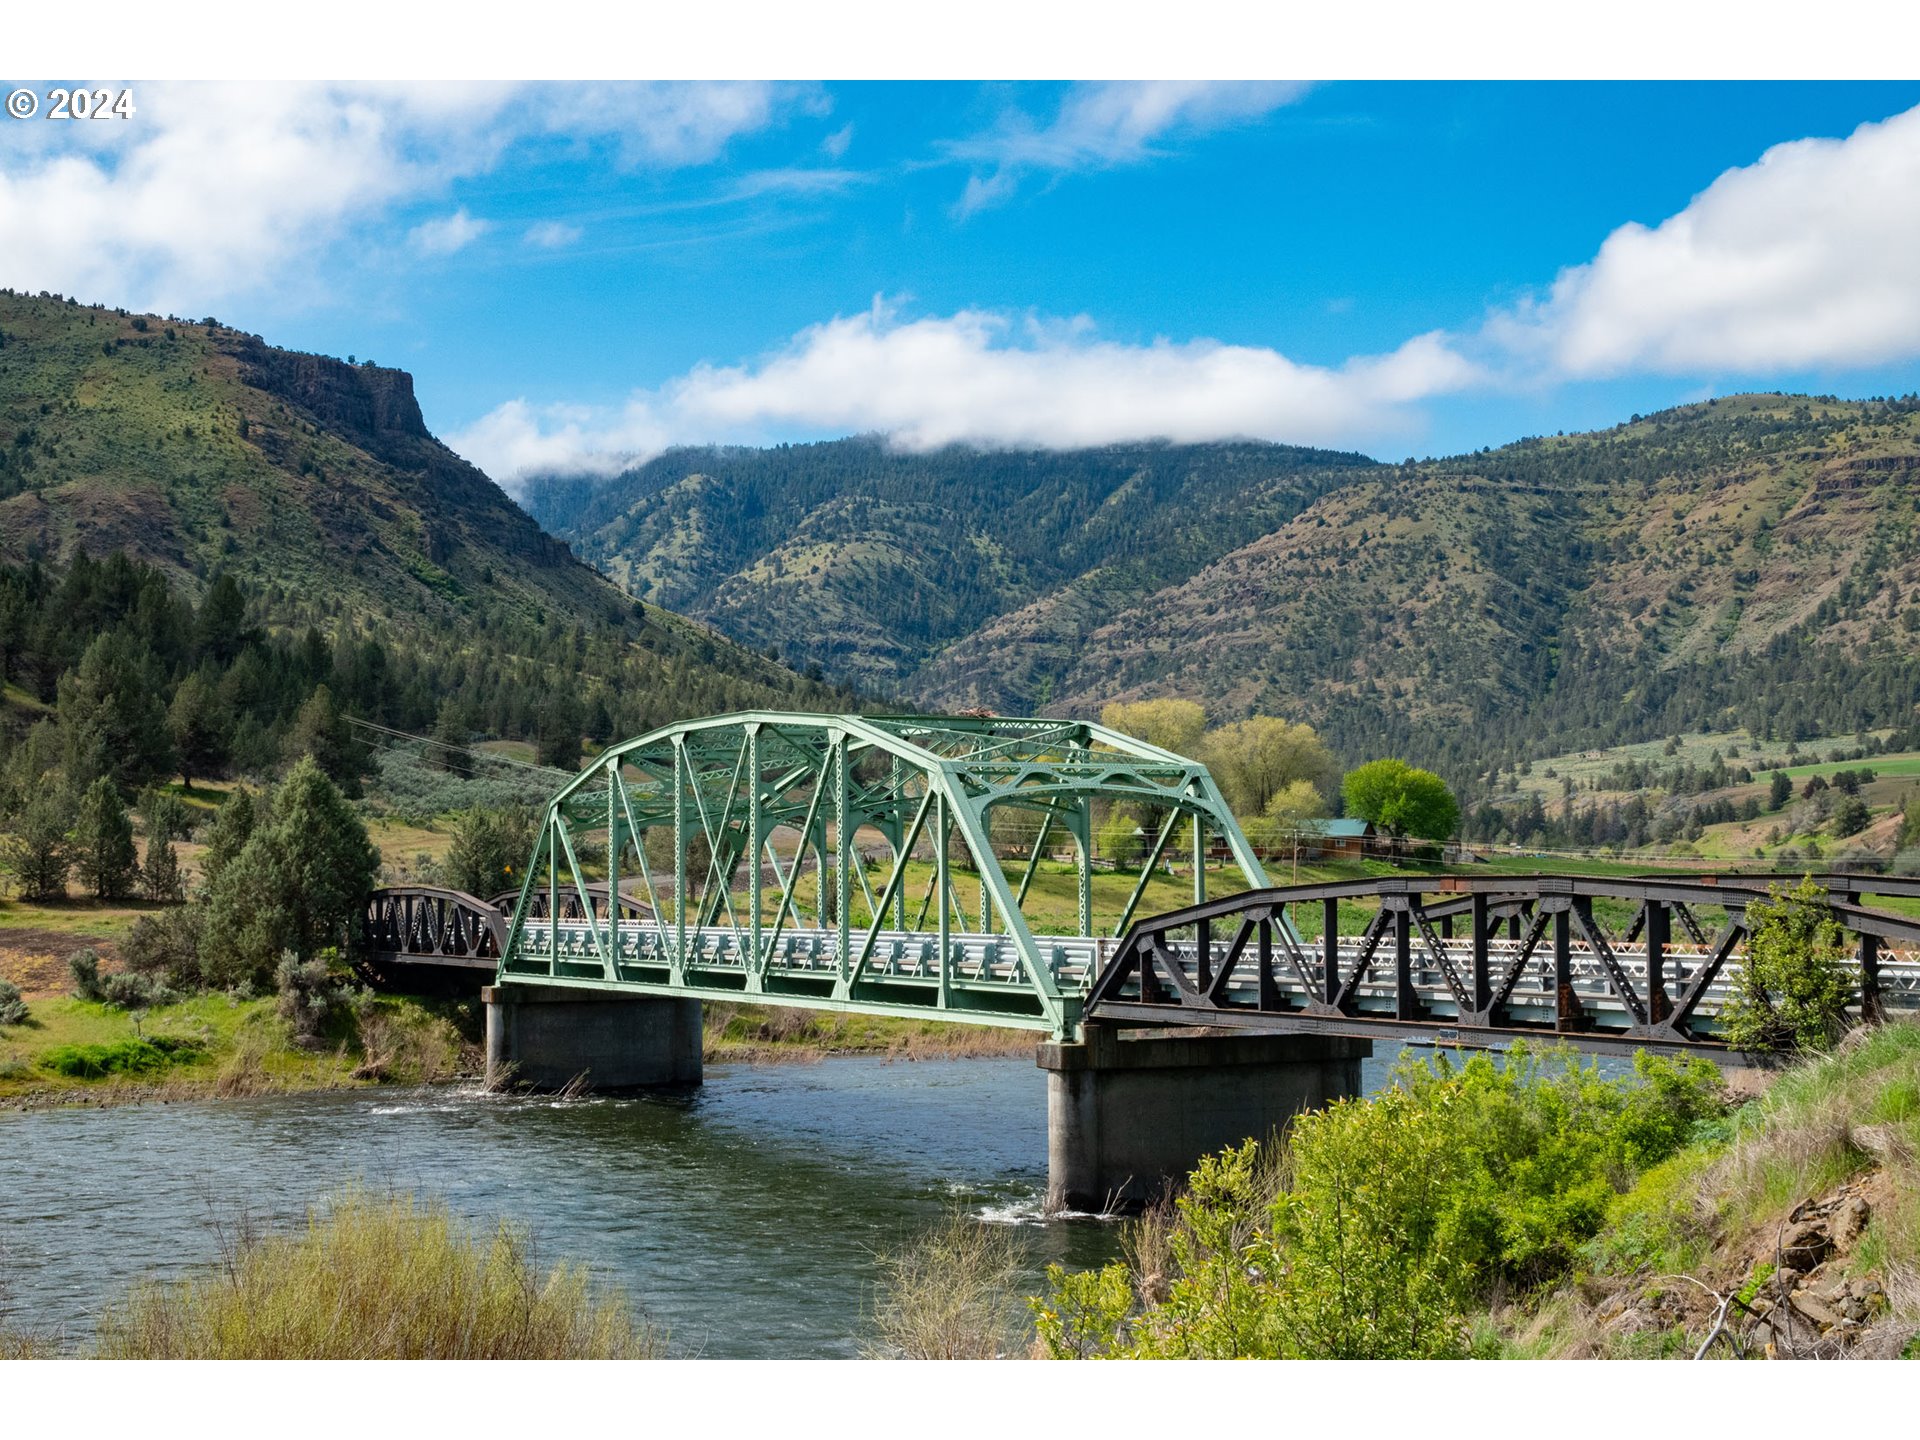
top-left (1058, 395), bottom-right (1920, 774)
top-left (525, 437), bottom-right (1377, 696)
top-left (531, 396), bottom-right (1920, 784)
top-left (0, 290), bottom-right (844, 741)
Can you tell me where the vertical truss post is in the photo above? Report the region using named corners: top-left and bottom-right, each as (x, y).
top-left (1551, 901), bottom-right (1579, 1030)
top-left (1860, 931), bottom-right (1883, 1024)
top-left (1192, 809), bottom-right (1206, 907)
top-left (1470, 893), bottom-right (1491, 1020)
top-left (748, 724), bottom-right (763, 989)
top-left (834, 732), bottom-right (851, 981)
top-left (1074, 796), bottom-right (1093, 939)
top-left (545, 814), bottom-right (559, 965)
top-left (1393, 901), bottom-right (1417, 1020)
top-left (1646, 901), bottom-right (1670, 1026)
top-left (672, 737), bottom-right (688, 980)
top-left (1321, 896), bottom-right (1339, 1008)
top-left (936, 791), bottom-right (951, 1009)
top-left (1251, 908), bottom-right (1278, 1008)
top-left (605, 767), bottom-right (622, 972)
top-left (978, 815), bottom-right (991, 936)
top-left (813, 816), bottom-right (829, 929)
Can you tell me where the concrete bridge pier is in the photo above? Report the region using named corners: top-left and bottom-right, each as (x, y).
top-left (1038, 1025), bottom-right (1370, 1213)
top-left (483, 984), bottom-right (702, 1091)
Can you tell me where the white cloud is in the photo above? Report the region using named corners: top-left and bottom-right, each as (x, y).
top-left (451, 398), bottom-right (673, 487)
top-left (1489, 103), bottom-right (1920, 378)
top-left (410, 206), bottom-right (490, 255)
top-left (524, 219), bottom-right (583, 248)
top-left (0, 81), bottom-right (800, 312)
top-left (821, 123), bottom-right (854, 159)
top-left (950, 81), bottom-right (1307, 214)
top-left (452, 99), bottom-right (1920, 492)
top-left (451, 298), bottom-right (1480, 488)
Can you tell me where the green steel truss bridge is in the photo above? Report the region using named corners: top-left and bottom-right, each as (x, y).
top-left (360, 711), bottom-right (1920, 1056)
top-left (490, 711), bottom-right (1261, 1038)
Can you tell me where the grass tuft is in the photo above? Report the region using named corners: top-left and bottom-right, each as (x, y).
top-left (94, 1186), bottom-right (660, 1359)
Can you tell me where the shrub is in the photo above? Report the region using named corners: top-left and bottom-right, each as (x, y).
top-left (70, 944), bottom-right (176, 1008)
top-left (1721, 877), bottom-right (1856, 1054)
top-left (122, 906), bottom-right (205, 990)
top-left (97, 971), bottom-right (177, 1009)
top-left (94, 1187), bottom-right (659, 1358)
top-left (0, 977), bottom-right (27, 1027)
top-left (1032, 1044), bottom-right (1725, 1359)
top-left (68, 946), bottom-right (103, 1000)
top-left (275, 950), bottom-right (360, 1042)
top-left (868, 1210), bottom-right (1029, 1358)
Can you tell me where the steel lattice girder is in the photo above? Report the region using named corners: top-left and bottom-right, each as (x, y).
top-left (496, 711), bottom-right (1268, 1037)
top-left (1083, 872), bottom-right (1920, 1058)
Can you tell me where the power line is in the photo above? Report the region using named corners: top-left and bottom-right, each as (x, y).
top-left (343, 716), bottom-right (573, 782)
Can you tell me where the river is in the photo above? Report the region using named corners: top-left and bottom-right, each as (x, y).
top-left (4, 1045), bottom-right (1430, 1356)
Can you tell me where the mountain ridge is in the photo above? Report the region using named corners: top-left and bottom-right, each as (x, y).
top-left (0, 290), bottom-right (842, 744)
top-left (531, 393), bottom-right (1920, 778)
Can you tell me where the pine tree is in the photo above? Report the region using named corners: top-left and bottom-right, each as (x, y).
top-left (56, 631), bottom-right (175, 791)
top-left (168, 670), bottom-right (231, 788)
top-left (430, 698), bottom-right (471, 775)
top-left (193, 571), bottom-right (250, 666)
top-left (284, 684), bottom-right (364, 793)
top-left (2, 788), bottom-right (75, 900)
top-left (201, 757), bottom-right (379, 988)
top-left (198, 787), bottom-right (256, 896)
top-left (73, 776), bottom-right (140, 899)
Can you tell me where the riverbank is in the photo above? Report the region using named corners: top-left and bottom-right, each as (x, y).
top-left (0, 991), bottom-right (474, 1110)
top-left (0, 990), bottom-right (1036, 1109)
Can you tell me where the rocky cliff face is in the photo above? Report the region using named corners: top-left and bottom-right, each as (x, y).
top-left (233, 340), bottom-right (432, 450)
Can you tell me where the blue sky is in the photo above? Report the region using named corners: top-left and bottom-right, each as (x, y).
top-left (5, 80), bottom-right (1920, 483)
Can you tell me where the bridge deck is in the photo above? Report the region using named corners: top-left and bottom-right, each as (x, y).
top-left (498, 914), bottom-right (1920, 1049)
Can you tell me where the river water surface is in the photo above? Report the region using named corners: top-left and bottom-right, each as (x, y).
top-left (3, 1047), bottom-right (1418, 1357)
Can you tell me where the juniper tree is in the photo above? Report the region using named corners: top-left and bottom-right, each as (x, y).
top-left (73, 776), bottom-right (140, 899)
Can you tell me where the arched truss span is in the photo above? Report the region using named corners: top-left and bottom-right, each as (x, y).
top-left (497, 711), bottom-right (1266, 1036)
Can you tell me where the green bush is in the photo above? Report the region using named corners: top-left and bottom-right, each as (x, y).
top-left (275, 949), bottom-right (360, 1041)
top-left (68, 946), bottom-right (103, 1000)
top-left (0, 977), bottom-right (27, 1027)
top-left (122, 906), bottom-right (205, 990)
top-left (1033, 1044), bottom-right (1725, 1359)
top-left (1722, 877), bottom-right (1856, 1054)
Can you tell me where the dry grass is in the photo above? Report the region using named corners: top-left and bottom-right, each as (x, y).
top-left (866, 1209), bottom-right (1030, 1359)
top-left (93, 1186), bottom-right (660, 1359)
top-left (1518, 1019), bottom-right (1920, 1357)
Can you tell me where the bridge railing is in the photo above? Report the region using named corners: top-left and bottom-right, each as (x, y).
top-left (505, 918), bottom-right (1105, 1030)
top-left (1084, 872), bottom-right (1920, 1055)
